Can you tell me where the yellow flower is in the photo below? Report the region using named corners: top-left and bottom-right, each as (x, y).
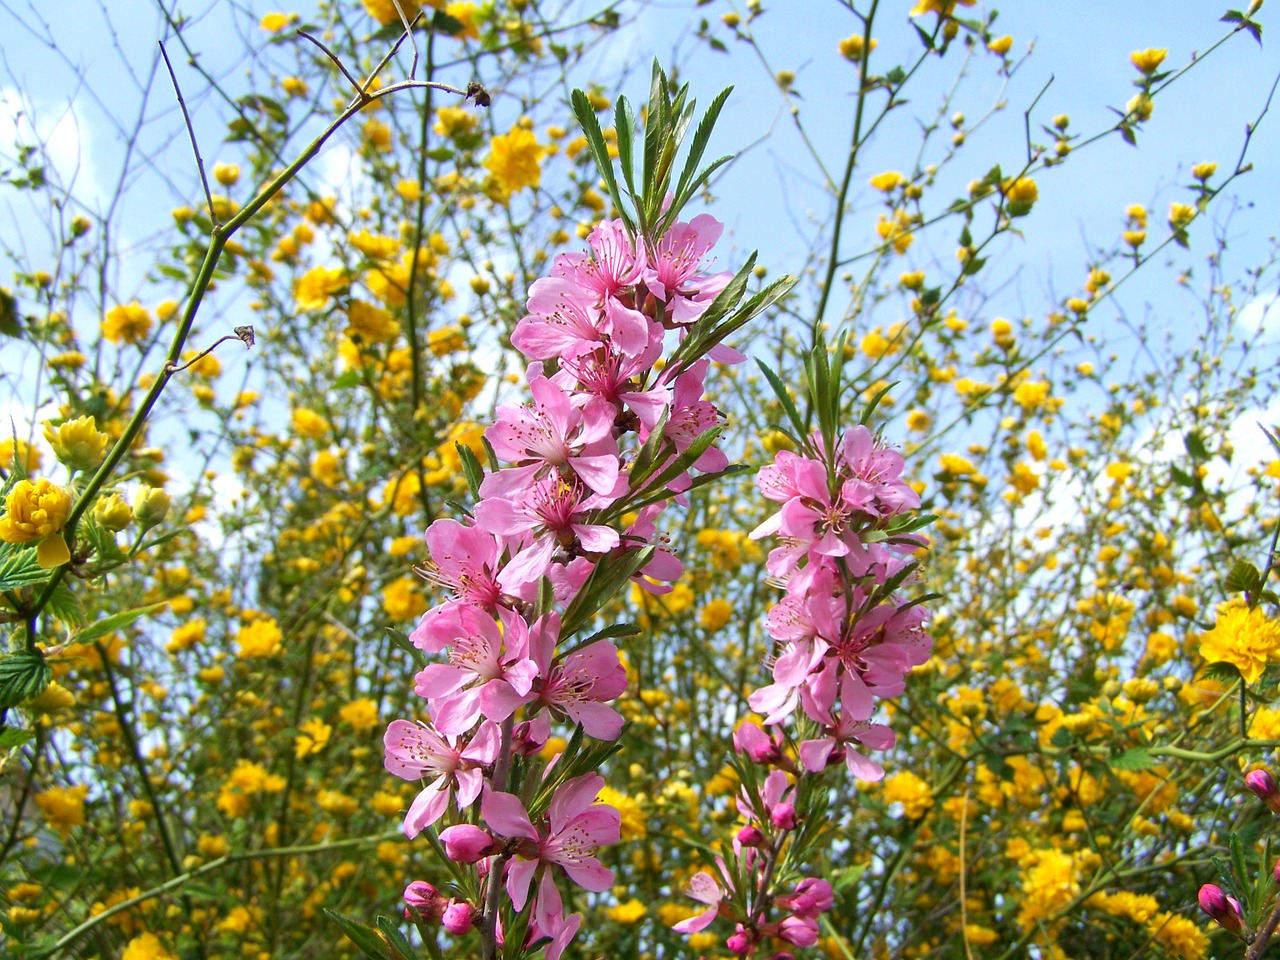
top-left (294, 717), bottom-right (332, 759)
top-left (383, 577), bottom-right (427, 621)
top-left (1002, 176), bottom-right (1038, 210)
top-left (606, 899), bottom-right (647, 924)
top-left (699, 598), bottom-right (733, 632)
top-left (236, 618), bottom-right (284, 658)
top-left (484, 126), bottom-right (544, 200)
top-left (1199, 597), bottom-right (1280, 683)
top-left (363, 0), bottom-right (422, 25)
top-left (1125, 93), bottom-right (1153, 122)
top-left (212, 163), bottom-right (240, 186)
top-left (0, 438), bottom-right (41, 474)
top-left (987, 35), bottom-right (1013, 55)
top-left (102, 301), bottom-right (153, 344)
top-left (346, 299), bottom-right (399, 343)
top-left (869, 170), bottom-right (903, 192)
top-left (43, 415), bottom-right (108, 472)
top-left (291, 408), bottom-right (331, 439)
top-left (882, 770), bottom-right (933, 819)
top-left (1168, 202), bottom-right (1195, 228)
top-left (167, 619), bottom-right (207, 653)
top-left (121, 932), bottom-right (177, 960)
top-left (294, 265), bottom-right (348, 311)
top-left (1148, 911), bottom-right (1208, 959)
top-left (0, 478), bottom-right (72, 568)
top-left (1129, 48), bottom-right (1168, 74)
top-left (339, 698), bottom-right (380, 732)
top-left (281, 76), bottom-right (308, 97)
top-left (1191, 161), bottom-right (1217, 181)
top-left (349, 229), bottom-right (400, 260)
top-left (34, 783), bottom-right (88, 837)
top-left (838, 34), bottom-right (877, 60)
top-left (259, 12), bottom-right (291, 32)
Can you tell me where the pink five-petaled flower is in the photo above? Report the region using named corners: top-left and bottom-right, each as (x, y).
top-left (672, 869), bottom-right (726, 934)
top-left (474, 474), bottom-right (621, 592)
top-left (482, 773), bottom-right (620, 923)
top-left (413, 606), bottom-right (540, 736)
top-left (416, 518), bottom-right (504, 611)
top-left (383, 719), bottom-right (500, 837)
top-left (526, 612), bottom-right (628, 740)
top-left (798, 690), bottom-right (896, 783)
top-left (643, 213), bottom-right (731, 326)
top-left (486, 370), bottom-right (621, 498)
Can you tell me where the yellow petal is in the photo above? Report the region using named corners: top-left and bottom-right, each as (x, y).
top-left (36, 534), bottom-right (70, 569)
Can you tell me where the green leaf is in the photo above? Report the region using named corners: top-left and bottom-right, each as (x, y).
top-left (1109, 747), bottom-right (1154, 771)
top-left (570, 89), bottom-right (632, 235)
top-left (42, 580), bottom-right (87, 627)
top-left (331, 370), bottom-right (363, 389)
top-left (1225, 560), bottom-right (1263, 596)
top-left (324, 908), bottom-right (395, 960)
top-left (0, 547), bottom-right (48, 592)
top-left (561, 546), bottom-right (656, 638)
top-left (69, 603), bottom-right (165, 647)
top-left (374, 917), bottom-right (417, 960)
top-left (457, 442), bottom-right (485, 500)
top-left (756, 360), bottom-right (807, 438)
top-left (0, 649), bottom-right (52, 710)
top-left (1184, 430), bottom-right (1209, 459)
top-left (0, 727), bottom-right (36, 749)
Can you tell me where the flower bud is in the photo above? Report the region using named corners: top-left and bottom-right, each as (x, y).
top-left (1198, 883), bottom-right (1247, 938)
top-left (770, 802), bottom-right (797, 831)
top-left (778, 915), bottom-right (819, 947)
top-left (732, 721), bottom-right (780, 765)
top-left (404, 880), bottom-right (446, 922)
top-left (92, 493), bottom-right (133, 532)
top-left (726, 927), bottom-right (753, 955)
top-left (133, 485), bottom-right (171, 527)
top-left (439, 824), bottom-right (497, 863)
top-left (736, 825), bottom-right (765, 848)
top-left (441, 900), bottom-right (475, 936)
top-left (43, 416), bottom-right (108, 473)
top-left (1245, 769), bottom-right (1280, 815)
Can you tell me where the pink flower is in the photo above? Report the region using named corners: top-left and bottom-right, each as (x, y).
top-left (482, 773), bottom-right (620, 911)
top-left (486, 371), bottom-right (621, 497)
top-left (643, 213), bottom-right (731, 326)
top-left (415, 518), bottom-right (504, 612)
top-left (383, 719), bottom-right (499, 836)
top-left (1199, 883), bottom-right (1246, 937)
top-left (413, 606), bottom-right (539, 735)
top-left (527, 615), bottom-right (628, 740)
top-left (672, 870), bottom-right (726, 934)
top-left (475, 475), bottom-right (621, 591)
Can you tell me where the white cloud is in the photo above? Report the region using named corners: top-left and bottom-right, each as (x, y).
top-left (0, 86), bottom-right (103, 208)
top-left (1235, 293), bottom-right (1280, 340)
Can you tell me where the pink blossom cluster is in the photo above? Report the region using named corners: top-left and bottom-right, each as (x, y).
top-left (747, 426), bottom-right (931, 779)
top-left (671, 426), bottom-right (932, 953)
top-left (385, 214), bottom-right (736, 958)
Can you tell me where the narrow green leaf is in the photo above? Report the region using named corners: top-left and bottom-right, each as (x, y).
top-left (324, 909), bottom-right (395, 960)
top-left (615, 96), bottom-right (638, 199)
top-left (570, 89), bottom-right (632, 234)
top-left (70, 602), bottom-right (165, 648)
top-left (756, 360), bottom-right (807, 438)
top-left (375, 917), bottom-right (417, 960)
top-left (561, 546), bottom-right (656, 638)
top-left (456, 442), bottom-right (485, 500)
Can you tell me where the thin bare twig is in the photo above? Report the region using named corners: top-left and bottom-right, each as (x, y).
top-left (164, 326), bottom-right (255, 375)
top-left (157, 40), bottom-right (215, 223)
top-left (391, 0), bottom-right (422, 79)
top-left (297, 30), bottom-right (365, 95)
top-left (365, 9), bottom-right (426, 93)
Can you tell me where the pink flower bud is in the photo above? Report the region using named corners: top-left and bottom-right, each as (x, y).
top-left (726, 928), bottom-right (753, 955)
top-left (770, 802), bottom-right (797, 830)
top-left (1246, 769), bottom-right (1280, 815)
top-left (733, 721), bottom-right (781, 764)
top-left (736, 825), bottom-right (766, 847)
top-left (404, 880), bottom-right (445, 921)
top-left (778, 915), bottom-right (819, 947)
top-left (441, 900), bottom-right (475, 936)
top-left (1198, 883), bottom-right (1246, 938)
top-left (439, 823), bottom-right (498, 863)
top-left (771, 953), bottom-right (797, 960)
top-left (789, 878), bottom-right (834, 917)
top-left (1274, 859), bottom-right (1280, 885)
